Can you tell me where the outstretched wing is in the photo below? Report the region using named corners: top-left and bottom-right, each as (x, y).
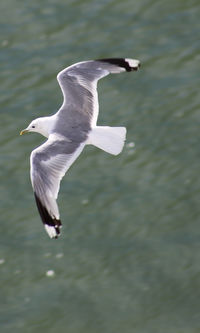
top-left (30, 135), bottom-right (85, 238)
top-left (56, 58), bottom-right (140, 128)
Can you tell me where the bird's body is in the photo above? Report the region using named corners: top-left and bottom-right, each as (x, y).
top-left (20, 58), bottom-right (140, 238)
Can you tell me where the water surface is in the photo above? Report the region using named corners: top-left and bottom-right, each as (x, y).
top-left (0, 0), bottom-right (200, 332)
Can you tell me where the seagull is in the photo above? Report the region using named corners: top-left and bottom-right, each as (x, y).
top-left (20, 58), bottom-right (140, 238)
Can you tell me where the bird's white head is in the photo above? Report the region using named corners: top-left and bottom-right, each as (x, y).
top-left (20, 117), bottom-right (54, 138)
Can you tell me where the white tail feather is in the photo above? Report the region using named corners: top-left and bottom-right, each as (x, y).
top-left (87, 126), bottom-right (126, 155)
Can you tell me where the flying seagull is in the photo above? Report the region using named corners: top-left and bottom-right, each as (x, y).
top-left (20, 58), bottom-right (140, 238)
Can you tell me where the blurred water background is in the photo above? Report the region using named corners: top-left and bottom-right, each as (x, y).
top-left (0, 0), bottom-right (200, 332)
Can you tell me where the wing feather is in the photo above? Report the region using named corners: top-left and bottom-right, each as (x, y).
top-left (30, 136), bottom-right (85, 238)
top-left (56, 58), bottom-right (140, 127)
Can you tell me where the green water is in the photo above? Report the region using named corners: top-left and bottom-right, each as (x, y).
top-left (1, 0), bottom-right (200, 332)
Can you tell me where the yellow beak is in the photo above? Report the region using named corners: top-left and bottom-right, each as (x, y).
top-left (20, 129), bottom-right (29, 135)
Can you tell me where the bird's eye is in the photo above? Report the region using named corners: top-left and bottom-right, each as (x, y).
top-left (32, 125), bottom-right (35, 128)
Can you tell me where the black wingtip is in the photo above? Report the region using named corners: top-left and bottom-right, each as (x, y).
top-left (96, 58), bottom-right (141, 72)
top-left (34, 193), bottom-right (62, 238)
